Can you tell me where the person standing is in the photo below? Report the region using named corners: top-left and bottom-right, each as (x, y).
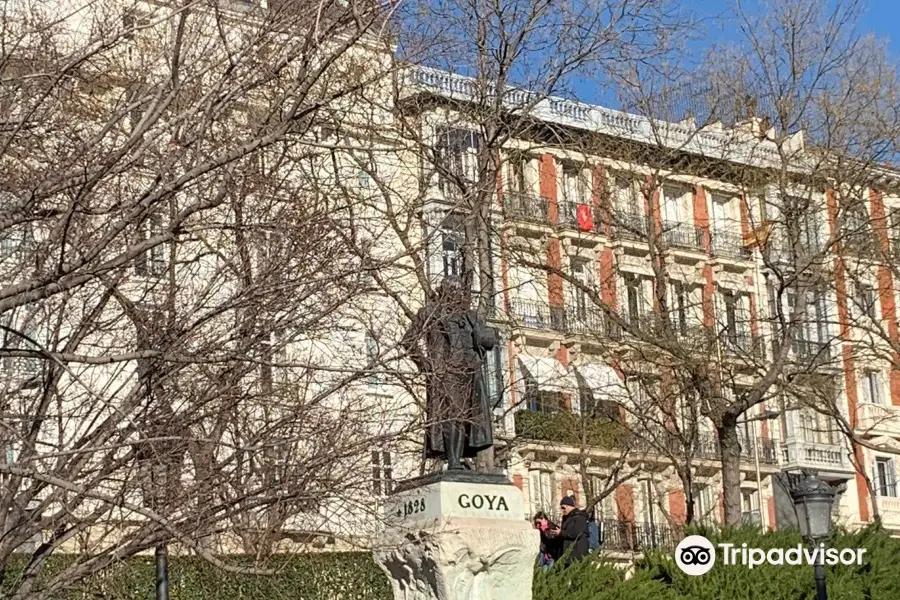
top-left (552, 496), bottom-right (589, 565)
top-left (532, 512), bottom-right (563, 569)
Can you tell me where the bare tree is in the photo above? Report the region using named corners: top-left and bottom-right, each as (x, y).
top-left (0, 0), bottom-right (413, 596)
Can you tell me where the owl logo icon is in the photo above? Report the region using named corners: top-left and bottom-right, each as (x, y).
top-left (675, 535), bottom-right (716, 575)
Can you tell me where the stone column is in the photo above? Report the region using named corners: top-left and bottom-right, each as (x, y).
top-left (373, 472), bottom-right (540, 600)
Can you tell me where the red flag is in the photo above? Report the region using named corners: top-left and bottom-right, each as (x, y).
top-left (576, 204), bottom-right (594, 231)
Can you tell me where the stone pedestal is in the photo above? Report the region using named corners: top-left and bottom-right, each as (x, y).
top-left (373, 472), bottom-right (540, 600)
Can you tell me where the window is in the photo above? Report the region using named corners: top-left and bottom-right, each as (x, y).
top-left (854, 283), bottom-right (877, 320)
top-left (693, 485), bottom-right (716, 523)
top-left (525, 379), bottom-right (561, 413)
top-left (799, 208), bottom-right (823, 255)
top-left (667, 281), bottom-right (688, 336)
top-left (711, 194), bottom-right (739, 233)
top-left (626, 376), bottom-right (655, 406)
top-left (507, 153), bottom-right (528, 194)
top-left (612, 176), bottom-right (639, 213)
top-left (561, 163), bottom-right (588, 205)
top-left (798, 408), bottom-right (837, 445)
top-left (570, 258), bottom-right (591, 319)
top-left (134, 210), bottom-right (167, 277)
top-left (661, 185), bottom-right (689, 223)
top-left (589, 477), bottom-right (617, 519)
top-left (529, 470), bottom-right (553, 514)
top-left (861, 371), bottom-right (883, 405)
top-left (875, 457), bottom-right (897, 498)
top-left (438, 128), bottom-right (480, 193)
top-left (483, 344), bottom-right (505, 411)
top-left (371, 450), bottom-right (394, 496)
top-left (622, 273), bottom-right (646, 326)
top-left (438, 216), bottom-right (465, 279)
top-left (790, 289), bottom-right (829, 345)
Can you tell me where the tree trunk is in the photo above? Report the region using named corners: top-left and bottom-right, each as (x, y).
top-left (718, 422), bottom-right (743, 525)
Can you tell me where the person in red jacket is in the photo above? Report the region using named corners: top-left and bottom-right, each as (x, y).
top-left (550, 496), bottom-right (589, 565)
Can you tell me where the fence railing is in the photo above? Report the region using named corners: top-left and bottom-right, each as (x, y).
top-left (598, 519), bottom-right (682, 552)
top-left (509, 299), bottom-right (566, 331)
top-left (505, 191), bottom-right (551, 224)
top-left (662, 221), bottom-right (705, 250)
top-left (711, 230), bottom-right (752, 260)
top-left (612, 210), bottom-right (651, 240)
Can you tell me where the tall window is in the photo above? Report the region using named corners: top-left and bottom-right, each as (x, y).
top-left (438, 215), bottom-right (465, 279)
top-left (371, 450), bottom-right (394, 496)
top-left (135, 210), bottom-right (167, 277)
top-left (529, 470), bottom-right (553, 514)
top-left (668, 281), bottom-right (688, 336)
top-left (438, 128), bottom-right (480, 194)
top-left (483, 343), bottom-right (505, 411)
top-left (798, 408), bottom-right (837, 445)
top-left (854, 283), bottom-right (877, 320)
top-left (507, 153), bottom-right (529, 194)
top-left (861, 371), bottom-right (883, 405)
top-left (570, 258), bottom-right (591, 319)
top-left (622, 273), bottom-right (645, 326)
top-left (562, 163), bottom-right (588, 205)
top-left (875, 457), bottom-right (897, 498)
top-left (693, 485), bottom-right (716, 523)
top-left (661, 185), bottom-right (689, 223)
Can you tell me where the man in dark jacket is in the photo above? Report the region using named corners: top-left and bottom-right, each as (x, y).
top-left (553, 496), bottom-right (589, 565)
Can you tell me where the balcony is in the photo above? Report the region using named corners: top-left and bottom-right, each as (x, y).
top-left (504, 191), bottom-right (550, 225)
top-left (711, 230), bottom-right (752, 261)
top-left (559, 201), bottom-right (599, 233)
top-left (780, 437), bottom-right (851, 475)
top-left (516, 412), bottom-right (776, 467)
top-left (856, 403), bottom-right (900, 438)
top-left (720, 331), bottom-right (766, 360)
top-left (566, 306), bottom-right (611, 337)
top-left (510, 299), bottom-right (615, 340)
top-left (509, 299), bottom-right (567, 332)
top-left (612, 210), bottom-right (651, 240)
top-left (876, 496), bottom-right (900, 531)
top-left (661, 221), bottom-right (705, 252)
top-left (790, 338), bottom-right (832, 367)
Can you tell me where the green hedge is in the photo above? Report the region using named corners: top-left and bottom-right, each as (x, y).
top-left (1, 553), bottom-right (392, 600)
top-left (6, 525), bottom-right (900, 599)
top-left (514, 410), bottom-right (629, 448)
top-left (536, 524), bottom-right (900, 600)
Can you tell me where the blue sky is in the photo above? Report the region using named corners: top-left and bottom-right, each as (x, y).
top-left (858, 0), bottom-right (900, 54)
top-left (569, 0), bottom-right (900, 113)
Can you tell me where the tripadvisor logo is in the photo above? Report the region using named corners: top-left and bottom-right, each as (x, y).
top-left (674, 535), bottom-right (867, 576)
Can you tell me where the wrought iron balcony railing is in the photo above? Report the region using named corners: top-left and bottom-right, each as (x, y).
top-left (711, 230), bottom-right (752, 260)
top-left (504, 191), bottom-right (551, 225)
top-left (662, 221), bottom-right (705, 251)
top-left (612, 210), bottom-right (651, 240)
top-left (509, 299), bottom-right (566, 331)
top-left (598, 519), bottom-right (681, 552)
top-left (720, 330), bottom-right (766, 359)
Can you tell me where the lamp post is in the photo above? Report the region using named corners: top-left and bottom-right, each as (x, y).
top-left (790, 474), bottom-right (836, 600)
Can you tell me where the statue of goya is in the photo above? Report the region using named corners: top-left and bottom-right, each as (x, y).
top-left (402, 278), bottom-right (498, 470)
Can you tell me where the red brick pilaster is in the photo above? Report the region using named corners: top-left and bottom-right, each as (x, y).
top-left (669, 489), bottom-right (687, 525)
top-left (693, 184), bottom-right (711, 252)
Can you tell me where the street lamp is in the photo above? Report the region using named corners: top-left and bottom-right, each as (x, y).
top-left (790, 474), bottom-right (836, 600)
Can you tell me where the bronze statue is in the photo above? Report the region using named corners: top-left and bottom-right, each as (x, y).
top-left (402, 278), bottom-right (497, 470)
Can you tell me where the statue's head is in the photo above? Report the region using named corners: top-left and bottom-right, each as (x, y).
top-left (435, 277), bottom-right (470, 312)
